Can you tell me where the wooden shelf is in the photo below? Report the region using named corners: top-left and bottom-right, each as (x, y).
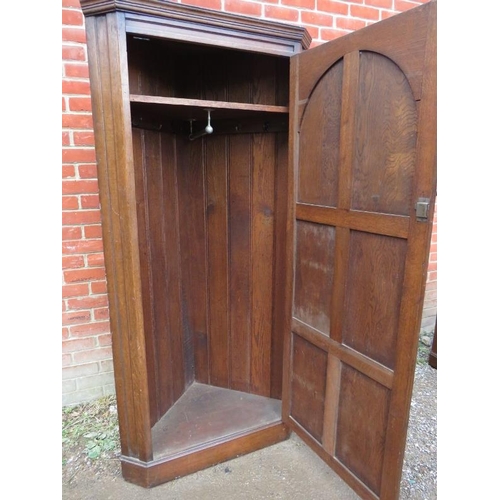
top-left (151, 382), bottom-right (282, 460)
top-left (130, 94), bottom-right (289, 122)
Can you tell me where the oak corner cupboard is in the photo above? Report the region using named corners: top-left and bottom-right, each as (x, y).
top-left (79, 0), bottom-right (437, 498)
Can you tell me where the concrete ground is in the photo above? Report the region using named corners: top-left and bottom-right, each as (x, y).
top-left (63, 432), bottom-right (361, 500)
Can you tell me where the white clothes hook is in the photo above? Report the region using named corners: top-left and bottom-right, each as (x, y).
top-left (189, 109), bottom-right (214, 141)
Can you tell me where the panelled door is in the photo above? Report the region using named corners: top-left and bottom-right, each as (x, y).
top-left (283, 2), bottom-right (436, 499)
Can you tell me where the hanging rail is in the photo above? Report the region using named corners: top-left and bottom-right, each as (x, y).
top-left (189, 109), bottom-right (213, 141)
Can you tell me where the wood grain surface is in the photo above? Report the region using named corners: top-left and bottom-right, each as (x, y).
top-left (287, 3), bottom-right (437, 499)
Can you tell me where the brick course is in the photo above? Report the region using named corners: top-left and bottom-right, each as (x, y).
top-left (62, 0), bottom-right (434, 406)
top-left (62, 0), bottom-right (111, 405)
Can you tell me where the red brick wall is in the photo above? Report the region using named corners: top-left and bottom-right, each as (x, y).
top-left (421, 203), bottom-right (437, 333)
top-left (62, 0), bottom-right (433, 405)
top-left (62, 0), bottom-right (114, 405)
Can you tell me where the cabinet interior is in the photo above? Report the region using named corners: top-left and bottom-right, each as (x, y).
top-left (128, 35), bottom-right (291, 460)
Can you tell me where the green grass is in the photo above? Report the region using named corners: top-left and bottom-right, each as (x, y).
top-left (62, 395), bottom-right (119, 461)
top-left (416, 338), bottom-right (432, 365)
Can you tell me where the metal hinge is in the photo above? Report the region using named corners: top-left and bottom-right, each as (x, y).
top-left (415, 198), bottom-right (430, 221)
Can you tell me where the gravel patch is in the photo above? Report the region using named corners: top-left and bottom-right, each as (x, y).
top-left (400, 360), bottom-right (437, 499)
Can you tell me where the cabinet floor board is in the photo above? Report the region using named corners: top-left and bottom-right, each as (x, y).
top-left (152, 382), bottom-right (282, 460)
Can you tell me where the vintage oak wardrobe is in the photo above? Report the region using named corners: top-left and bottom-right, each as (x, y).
top-left (79, 1), bottom-right (437, 498)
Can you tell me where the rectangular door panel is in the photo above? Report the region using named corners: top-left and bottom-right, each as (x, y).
top-left (293, 221), bottom-right (336, 337)
top-left (290, 334), bottom-right (328, 443)
top-left (342, 231), bottom-right (407, 370)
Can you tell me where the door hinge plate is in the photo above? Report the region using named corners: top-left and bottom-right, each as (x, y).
top-left (415, 198), bottom-right (430, 221)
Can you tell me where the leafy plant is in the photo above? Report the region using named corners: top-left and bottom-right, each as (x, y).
top-left (416, 335), bottom-right (432, 365)
top-left (84, 430), bottom-right (118, 459)
top-left (62, 395), bottom-right (119, 461)
top-left (417, 342), bottom-right (428, 364)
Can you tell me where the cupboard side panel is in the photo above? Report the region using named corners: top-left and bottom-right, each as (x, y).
top-left (143, 130), bottom-right (175, 414)
top-left (132, 128), bottom-right (161, 425)
top-left (270, 132), bottom-right (289, 399)
top-left (161, 133), bottom-right (189, 402)
top-left (206, 135), bottom-right (230, 388)
top-left (248, 54), bottom-right (282, 397)
top-left (250, 133), bottom-right (276, 396)
top-left (127, 35), bottom-right (176, 96)
top-left (228, 135), bottom-right (252, 392)
top-left (275, 57), bottom-right (290, 108)
top-left (177, 137), bottom-right (209, 384)
top-left (132, 129), bottom-right (189, 422)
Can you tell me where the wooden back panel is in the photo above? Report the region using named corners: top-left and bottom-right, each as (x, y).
top-left (127, 37), bottom-right (290, 106)
top-left (284, 2), bottom-right (436, 499)
top-left (133, 128), bottom-right (190, 426)
top-left (132, 128), bottom-right (289, 407)
top-left (129, 33), bottom-right (293, 419)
